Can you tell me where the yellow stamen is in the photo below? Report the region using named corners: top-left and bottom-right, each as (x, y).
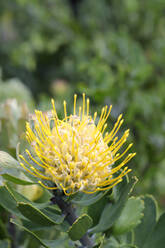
top-left (74, 94), bottom-right (77, 115)
top-left (87, 98), bottom-right (90, 116)
top-left (51, 99), bottom-right (58, 119)
top-left (82, 93), bottom-right (85, 118)
top-left (63, 100), bottom-right (67, 121)
top-left (38, 181), bottom-right (57, 190)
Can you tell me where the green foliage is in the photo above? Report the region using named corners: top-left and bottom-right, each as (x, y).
top-left (90, 177), bottom-right (137, 233)
top-left (0, 151), bottom-right (34, 186)
top-left (10, 218), bottom-right (66, 248)
top-left (0, 75), bottom-right (34, 108)
top-left (0, 151), bottom-right (20, 169)
top-left (113, 197), bottom-right (144, 235)
top-left (0, 185), bottom-right (24, 218)
top-left (134, 195), bottom-right (158, 247)
top-left (143, 213), bottom-right (165, 248)
top-left (68, 214), bottom-right (93, 241)
top-left (17, 203), bottom-right (64, 226)
top-left (0, 240), bottom-right (10, 248)
top-left (1, 174), bottom-right (34, 185)
top-left (71, 188), bottom-right (111, 206)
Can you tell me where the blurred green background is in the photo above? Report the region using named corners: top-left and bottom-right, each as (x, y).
top-left (0, 0), bottom-right (165, 209)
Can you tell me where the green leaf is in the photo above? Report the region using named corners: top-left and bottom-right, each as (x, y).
top-left (102, 236), bottom-right (138, 248)
top-left (4, 183), bottom-right (37, 204)
top-left (0, 185), bottom-right (25, 218)
top-left (143, 212), bottom-right (165, 248)
top-left (42, 206), bottom-right (64, 223)
top-left (90, 177), bottom-right (137, 233)
top-left (68, 214), bottom-right (93, 241)
top-left (4, 183), bottom-right (50, 209)
top-left (102, 237), bottom-right (119, 248)
top-left (17, 202), bottom-right (64, 226)
top-left (0, 151), bottom-right (34, 185)
top-left (88, 196), bottom-right (108, 226)
top-left (113, 197), bottom-right (144, 235)
top-left (0, 239), bottom-right (11, 248)
top-left (0, 151), bottom-right (20, 169)
top-left (71, 189), bottom-right (111, 206)
top-left (10, 218), bottom-right (66, 248)
top-left (0, 184), bottom-right (58, 226)
top-left (134, 195), bottom-right (158, 247)
top-left (1, 174), bottom-right (34, 185)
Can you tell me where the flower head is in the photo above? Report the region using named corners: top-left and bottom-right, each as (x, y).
top-left (19, 94), bottom-right (136, 195)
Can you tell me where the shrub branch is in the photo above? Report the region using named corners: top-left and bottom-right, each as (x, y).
top-left (51, 190), bottom-right (93, 248)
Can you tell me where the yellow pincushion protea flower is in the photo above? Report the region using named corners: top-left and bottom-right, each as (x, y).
top-left (19, 94), bottom-right (136, 196)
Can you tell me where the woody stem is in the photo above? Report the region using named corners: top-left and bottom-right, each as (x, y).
top-left (51, 190), bottom-right (93, 248)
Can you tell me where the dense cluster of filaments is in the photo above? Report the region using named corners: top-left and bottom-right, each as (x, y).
top-left (19, 94), bottom-right (136, 195)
